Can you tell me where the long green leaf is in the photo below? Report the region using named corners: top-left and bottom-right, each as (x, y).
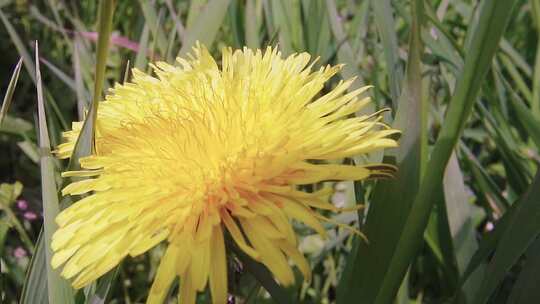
top-left (70, 2), bottom-right (117, 302)
top-left (338, 1), bottom-right (424, 303)
top-left (0, 8), bottom-right (67, 130)
top-left (0, 58), bottom-right (23, 126)
top-left (35, 41), bottom-right (75, 304)
top-left (443, 153), bottom-right (484, 303)
top-left (351, 1), bottom-right (517, 303)
top-left (68, 0), bottom-right (115, 170)
top-left (505, 237), bottom-right (540, 304)
top-left (245, 0), bottom-right (260, 48)
top-left (370, 0), bottom-right (403, 105)
top-left (531, 0), bottom-right (540, 118)
top-left (458, 199), bottom-right (516, 291)
top-left (233, 245), bottom-right (293, 304)
top-left (473, 170), bottom-right (540, 303)
top-left (138, 0), bottom-right (168, 56)
top-left (20, 233), bottom-right (48, 304)
top-left (325, 0), bottom-right (365, 90)
top-left (507, 85), bottom-right (540, 149)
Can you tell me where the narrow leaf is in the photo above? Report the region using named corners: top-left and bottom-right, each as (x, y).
top-left (338, 1), bottom-right (424, 303)
top-left (35, 41), bottom-right (75, 304)
top-left (0, 58), bottom-right (23, 126)
top-left (473, 170), bottom-right (540, 303)
top-left (367, 1), bottom-right (518, 302)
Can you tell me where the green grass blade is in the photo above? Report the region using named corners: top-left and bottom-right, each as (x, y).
top-left (73, 37), bottom-right (90, 120)
top-left (499, 53), bottom-right (532, 104)
top-left (532, 0), bottom-right (540, 117)
top-left (165, 0), bottom-right (186, 45)
top-left (227, 0), bottom-right (245, 48)
top-left (0, 58), bottom-right (23, 126)
top-left (35, 41), bottom-right (75, 304)
top-left (473, 171), bottom-right (540, 303)
top-left (500, 39), bottom-right (532, 77)
top-left (267, 0), bottom-right (303, 55)
top-left (65, 2), bottom-right (117, 301)
top-left (178, 0), bottom-right (232, 57)
top-left (505, 237), bottom-right (540, 304)
top-left (337, 1), bottom-right (424, 302)
top-left (368, 1), bottom-right (518, 303)
top-left (134, 23), bottom-right (150, 70)
top-left (20, 232), bottom-right (48, 304)
top-left (304, 0), bottom-right (332, 63)
top-left (458, 200), bottom-right (516, 290)
top-left (138, 0), bottom-right (168, 56)
top-left (443, 153), bottom-right (484, 303)
top-left (85, 268), bottom-right (119, 304)
top-left (186, 0), bottom-right (207, 28)
top-left (232, 245), bottom-right (293, 304)
top-left (0, 9), bottom-right (35, 83)
top-left (0, 9), bottom-right (67, 130)
top-left (325, 0), bottom-right (363, 87)
top-left (245, 0), bottom-right (260, 48)
top-left (370, 0), bottom-right (403, 105)
top-left (507, 85), bottom-right (540, 149)
top-left (68, 0), bottom-right (115, 170)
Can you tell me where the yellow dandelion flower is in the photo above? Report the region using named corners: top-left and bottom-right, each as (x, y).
top-left (51, 45), bottom-right (399, 304)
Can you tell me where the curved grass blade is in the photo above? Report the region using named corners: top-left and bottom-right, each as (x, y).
top-left (68, 2), bottom-right (118, 302)
top-left (443, 153), bottom-right (484, 303)
top-left (373, 1), bottom-right (518, 302)
top-left (20, 232), bottom-right (48, 304)
top-left (472, 170), bottom-right (540, 303)
top-left (68, 0), bottom-right (115, 170)
top-left (0, 58), bottom-right (23, 126)
top-left (34, 41), bottom-right (75, 304)
top-left (337, 1), bottom-right (424, 302)
top-left (505, 237), bottom-right (540, 304)
top-left (370, 0), bottom-right (403, 105)
top-left (506, 83), bottom-right (540, 149)
top-left (0, 9), bottom-right (67, 130)
top-left (232, 244), bottom-right (294, 304)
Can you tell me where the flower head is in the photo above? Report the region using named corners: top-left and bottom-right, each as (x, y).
top-left (52, 45), bottom-right (399, 304)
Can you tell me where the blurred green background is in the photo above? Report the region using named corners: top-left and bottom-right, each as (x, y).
top-left (1, 0), bottom-right (539, 303)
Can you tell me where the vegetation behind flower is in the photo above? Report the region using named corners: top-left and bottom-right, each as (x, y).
top-left (1, 1), bottom-right (538, 304)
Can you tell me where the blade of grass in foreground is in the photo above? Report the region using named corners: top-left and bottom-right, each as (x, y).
top-left (442, 153), bottom-right (484, 303)
top-left (472, 170), bottom-right (540, 303)
top-left (0, 58), bottom-right (23, 125)
top-left (337, 1), bottom-right (424, 303)
top-left (68, 0), bottom-right (115, 170)
top-left (70, 1), bottom-right (117, 302)
top-left (35, 41), bottom-right (75, 304)
top-left (505, 237), bottom-right (540, 304)
top-left (232, 244), bottom-right (293, 304)
top-left (20, 232), bottom-right (48, 304)
top-left (363, 1), bottom-right (518, 303)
